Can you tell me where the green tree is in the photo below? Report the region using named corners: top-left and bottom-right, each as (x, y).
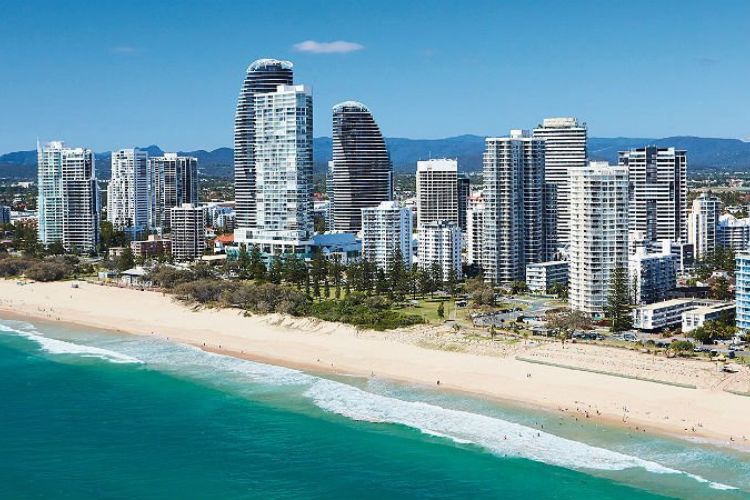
top-left (546, 310), bottom-right (591, 348)
top-left (236, 244), bottom-right (252, 280)
top-left (310, 251), bottom-right (327, 299)
top-left (46, 240), bottom-right (66, 256)
top-left (709, 276), bottom-right (732, 301)
top-left (268, 256), bottom-right (283, 284)
top-left (249, 245), bottom-right (266, 281)
top-left (548, 282), bottom-right (568, 299)
top-left (388, 248), bottom-right (408, 302)
top-left (437, 301), bottom-right (445, 319)
top-left (375, 268), bottom-right (388, 295)
top-left (115, 246), bottom-right (135, 272)
top-left (606, 266), bottom-right (632, 333)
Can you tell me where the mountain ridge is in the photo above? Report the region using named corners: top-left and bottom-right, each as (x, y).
top-left (2, 135), bottom-right (749, 179)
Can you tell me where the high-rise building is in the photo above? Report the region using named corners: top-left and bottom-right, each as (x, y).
top-left (718, 213), bottom-right (750, 252)
top-left (543, 183), bottom-right (558, 261)
top-left (361, 201), bottom-right (412, 270)
top-left (736, 252), bottom-right (750, 331)
top-left (532, 117), bottom-right (587, 246)
top-left (619, 146), bottom-right (687, 242)
top-left (457, 174), bottom-right (470, 231)
top-left (331, 101), bottom-right (392, 232)
top-left (108, 148), bottom-right (151, 235)
top-left (628, 247), bottom-right (676, 305)
top-left (235, 84), bottom-right (314, 253)
top-left (37, 141), bottom-right (99, 252)
top-left (150, 153), bottom-right (198, 229)
top-left (416, 159), bottom-right (458, 227)
top-left (568, 162), bottom-right (629, 317)
top-left (234, 58), bottom-right (294, 229)
top-left (419, 220), bottom-right (462, 281)
top-left (465, 203), bottom-right (484, 266)
top-left (482, 131), bottom-right (545, 284)
top-left (687, 192), bottom-right (721, 259)
top-left (170, 203), bottom-right (206, 261)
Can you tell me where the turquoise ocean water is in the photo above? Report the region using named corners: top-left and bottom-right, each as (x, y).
top-left (1, 316), bottom-right (749, 499)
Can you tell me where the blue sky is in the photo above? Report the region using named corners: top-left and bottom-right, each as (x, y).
top-left (1, 0), bottom-right (748, 152)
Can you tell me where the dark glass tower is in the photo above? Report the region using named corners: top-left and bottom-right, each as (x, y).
top-left (331, 101), bottom-right (392, 232)
top-left (234, 58), bottom-right (294, 228)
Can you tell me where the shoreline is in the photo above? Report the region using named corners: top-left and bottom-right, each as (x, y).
top-left (2, 280), bottom-right (750, 452)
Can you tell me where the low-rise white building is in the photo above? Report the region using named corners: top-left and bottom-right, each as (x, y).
top-left (632, 298), bottom-right (697, 331)
top-left (526, 261), bottom-right (568, 293)
top-left (419, 220), bottom-right (462, 281)
top-left (682, 302), bottom-right (735, 333)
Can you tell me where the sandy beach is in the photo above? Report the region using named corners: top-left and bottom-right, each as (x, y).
top-left (2, 279), bottom-right (749, 449)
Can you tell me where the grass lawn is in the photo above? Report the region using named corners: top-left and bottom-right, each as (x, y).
top-left (402, 297), bottom-right (455, 324)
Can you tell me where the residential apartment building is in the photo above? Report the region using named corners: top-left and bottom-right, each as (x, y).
top-left (457, 174), bottom-right (471, 231)
top-left (361, 201), bottom-right (412, 271)
top-left (234, 84), bottom-right (314, 254)
top-left (331, 101), bottom-right (392, 232)
top-left (170, 203), bottom-right (206, 261)
top-left (108, 148), bottom-right (152, 235)
top-left (619, 146), bottom-right (687, 242)
top-left (150, 153), bottom-right (198, 229)
top-left (482, 130), bottom-right (545, 284)
top-left (532, 117), bottom-right (587, 246)
top-left (418, 220), bottom-right (462, 281)
top-left (465, 203), bottom-right (484, 266)
top-left (628, 247), bottom-right (676, 304)
top-left (568, 162), bottom-right (629, 317)
top-left (736, 251), bottom-right (750, 331)
top-left (682, 302), bottom-right (735, 333)
top-left (687, 192), bottom-right (721, 259)
top-left (37, 141), bottom-right (99, 251)
top-left (718, 214), bottom-right (750, 252)
top-left (234, 58), bottom-right (294, 228)
top-left (526, 261), bottom-right (568, 293)
top-left (416, 159), bottom-right (458, 227)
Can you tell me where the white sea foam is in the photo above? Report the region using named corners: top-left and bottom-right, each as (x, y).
top-left (303, 378), bottom-right (737, 491)
top-left (0, 323), bottom-right (142, 364)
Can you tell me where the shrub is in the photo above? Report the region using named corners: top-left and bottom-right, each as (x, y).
top-left (0, 257), bottom-right (35, 277)
top-left (173, 279), bottom-right (239, 304)
top-left (148, 266), bottom-right (196, 289)
top-left (24, 261), bottom-right (71, 282)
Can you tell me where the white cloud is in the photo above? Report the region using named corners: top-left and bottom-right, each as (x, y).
top-left (293, 40), bottom-right (364, 54)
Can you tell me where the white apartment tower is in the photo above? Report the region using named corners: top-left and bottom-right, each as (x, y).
top-left (465, 202), bottom-right (485, 266)
top-left (150, 153), bottom-right (198, 229)
top-left (108, 148), bottom-right (152, 235)
top-left (532, 117), bottom-right (587, 247)
top-left (37, 141), bottom-right (99, 252)
top-left (482, 130), bottom-right (545, 284)
top-left (419, 220), bottom-right (462, 281)
top-left (361, 201), bottom-right (412, 271)
top-left (234, 84), bottom-right (314, 253)
top-left (687, 192), bottom-right (721, 259)
top-left (568, 162), bottom-right (629, 317)
top-left (619, 146), bottom-right (687, 242)
top-left (416, 159), bottom-right (458, 227)
top-left (170, 203), bottom-right (206, 261)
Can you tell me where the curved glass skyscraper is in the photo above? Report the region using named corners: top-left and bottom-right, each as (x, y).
top-left (331, 101), bottom-right (392, 232)
top-left (234, 58), bottom-right (294, 228)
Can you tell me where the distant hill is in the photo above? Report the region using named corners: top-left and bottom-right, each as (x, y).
top-left (3, 135), bottom-right (750, 179)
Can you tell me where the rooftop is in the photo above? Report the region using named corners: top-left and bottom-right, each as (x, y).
top-left (248, 58), bottom-right (293, 72)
